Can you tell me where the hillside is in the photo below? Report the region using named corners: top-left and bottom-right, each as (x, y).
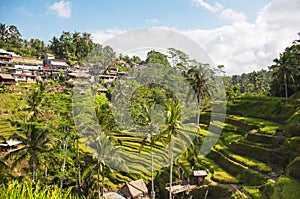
top-left (0, 85), bottom-right (300, 199)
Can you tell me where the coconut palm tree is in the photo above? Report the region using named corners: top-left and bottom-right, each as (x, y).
top-left (158, 100), bottom-right (192, 199)
top-left (270, 52), bottom-right (297, 103)
top-left (7, 82), bottom-right (50, 182)
top-left (88, 132), bottom-right (125, 199)
top-left (7, 122), bottom-right (52, 182)
top-left (137, 102), bottom-right (165, 199)
top-left (186, 64), bottom-right (210, 131)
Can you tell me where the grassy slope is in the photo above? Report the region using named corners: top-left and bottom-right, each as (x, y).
top-left (1, 87), bottom-right (300, 198)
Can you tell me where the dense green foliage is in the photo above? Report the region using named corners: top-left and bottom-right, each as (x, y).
top-left (1, 23), bottom-right (300, 198)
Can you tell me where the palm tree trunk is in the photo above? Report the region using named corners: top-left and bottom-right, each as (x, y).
top-left (150, 127), bottom-right (155, 199)
top-left (76, 138), bottom-right (81, 187)
top-left (33, 159), bottom-right (37, 183)
top-left (284, 73), bottom-right (288, 104)
top-left (102, 163), bottom-right (105, 198)
top-left (60, 137), bottom-right (68, 189)
top-left (196, 98), bottom-right (201, 144)
top-left (169, 139), bottom-right (174, 199)
top-left (97, 160), bottom-right (101, 199)
top-left (44, 161), bottom-right (48, 186)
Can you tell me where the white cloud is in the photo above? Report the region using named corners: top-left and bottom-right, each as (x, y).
top-left (192, 0), bottom-right (247, 23)
top-left (220, 8), bottom-right (247, 22)
top-left (91, 0), bottom-right (300, 75)
top-left (48, 0), bottom-right (71, 18)
top-left (183, 0), bottom-right (300, 75)
top-left (92, 29), bottom-right (125, 44)
top-left (192, 0), bottom-right (223, 13)
top-left (146, 18), bottom-right (160, 24)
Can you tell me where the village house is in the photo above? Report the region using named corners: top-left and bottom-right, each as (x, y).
top-left (0, 73), bottom-right (15, 85)
top-left (0, 49), bottom-right (13, 70)
top-left (120, 179), bottom-right (150, 199)
top-left (165, 170), bottom-right (208, 198)
top-left (12, 56), bottom-right (43, 66)
top-left (191, 170), bottom-right (208, 185)
top-left (44, 53), bottom-right (68, 70)
top-left (0, 140), bottom-right (22, 153)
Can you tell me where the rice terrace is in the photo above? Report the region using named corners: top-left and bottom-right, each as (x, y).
top-left (0, 1), bottom-right (300, 198)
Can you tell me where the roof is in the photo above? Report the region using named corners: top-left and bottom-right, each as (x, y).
top-left (46, 53), bottom-right (55, 57)
top-left (193, 170), bottom-right (208, 177)
top-left (103, 192), bottom-right (126, 199)
top-left (121, 179), bottom-right (149, 198)
top-left (0, 73), bottom-right (15, 80)
top-left (165, 185), bottom-right (197, 195)
top-left (0, 49), bottom-right (20, 57)
top-left (0, 140), bottom-right (22, 147)
top-left (0, 49), bottom-right (10, 54)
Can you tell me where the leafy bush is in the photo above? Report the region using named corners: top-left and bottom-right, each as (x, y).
top-left (243, 186), bottom-right (267, 199)
top-left (286, 156), bottom-right (300, 182)
top-left (272, 175), bottom-right (300, 199)
top-left (260, 179), bottom-right (275, 198)
top-left (280, 137), bottom-right (300, 165)
top-left (0, 180), bottom-right (79, 199)
top-left (208, 184), bottom-right (229, 198)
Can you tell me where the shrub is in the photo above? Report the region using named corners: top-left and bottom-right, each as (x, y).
top-left (260, 179), bottom-right (275, 198)
top-left (208, 184), bottom-right (230, 198)
top-left (243, 186), bottom-right (267, 199)
top-left (272, 175), bottom-right (300, 199)
top-left (286, 156), bottom-right (300, 182)
top-left (0, 180), bottom-right (78, 199)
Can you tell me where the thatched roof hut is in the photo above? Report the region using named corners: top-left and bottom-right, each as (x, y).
top-left (120, 179), bottom-right (149, 199)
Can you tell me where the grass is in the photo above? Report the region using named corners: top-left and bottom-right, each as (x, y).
top-left (243, 186), bottom-right (267, 199)
top-left (198, 156), bottom-right (239, 184)
top-left (215, 144), bottom-right (273, 174)
top-left (272, 175), bottom-right (300, 199)
top-left (0, 180), bottom-right (79, 199)
top-left (227, 115), bottom-right (284, 135)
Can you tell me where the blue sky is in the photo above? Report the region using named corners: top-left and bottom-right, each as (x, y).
top-left (1, 0), bottom-right (269, 40)
top-left (1, 0), bottom-right (300, 74)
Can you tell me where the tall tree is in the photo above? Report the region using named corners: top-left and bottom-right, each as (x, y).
top-left (158, 100), bottom-right (192, 199)
top-left (145, 50), bottom-right (170, 66)
top-left (7, 83), bottom-right (51, 183)
top-left (87, 132), bottom-right (124, 198)
top-left (0, 23), bottom-right (22, 50)
top-left (270, 52), bottom-right (298, 103)
top-left (167, 48), bottom-right (189, 71)
top-left (186, 63), bottom-right (210, 129)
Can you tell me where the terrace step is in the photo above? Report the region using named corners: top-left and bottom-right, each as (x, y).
top-left (207, 148), bottom-right (266, 186)
top-left (214, 145), bottom-right (273, 175)
top-left (246, 130), bottom-right (284, 146)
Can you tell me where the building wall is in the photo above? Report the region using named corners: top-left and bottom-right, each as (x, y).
top-left (12, 56), bottom-right (43, 65)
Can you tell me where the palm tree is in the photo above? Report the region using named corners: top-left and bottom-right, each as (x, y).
top-left (7, 82), bottom-right (49, 183)
top-left (88, 132), bottom-right (125, 199)
top-left (270, 52), bottom-right (297, 103)
top-left (23, 82), bottom-right (46, 122)
top-left (7, 122), bottom-right (52, 182)
top-left (158, 100), bottom-right (192, 199)
top-left (0, 23), bottom-right (9, 47)
top-left (137, 103), bottom-right (164, 199)
top-left (186, 64), bottom-right (210, 132)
